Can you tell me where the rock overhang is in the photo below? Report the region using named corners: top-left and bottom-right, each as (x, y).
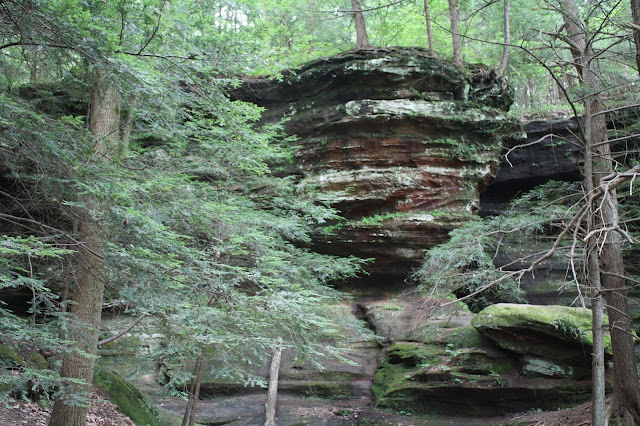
top-left (232, 48), bottom-right (526, 287)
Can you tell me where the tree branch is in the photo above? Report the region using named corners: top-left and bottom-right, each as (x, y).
top-left (97, 314), bottom-right (146, 347)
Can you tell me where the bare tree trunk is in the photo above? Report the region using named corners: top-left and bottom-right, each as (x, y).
top-left (182, 345), bottom-right (207, 426)
top-left (559, 0), bottom-right (640, 420)
top-left (496, 0), bottom-right (510, 77)
top-left (590, 258), bottom-right (607, 426)
top-left (264, 337), bottom-right (282, 426)
top-left (448, 0), bottom-right (463, 70)
top-left (351, 0), bottom-right (372, 49)
top-left (598, 160), bottom-right (640, 422)
top-left (49, 70), bottom-right (120, 426)
top-left (583, 76), bottom-right (606, 426)
top-left (424, 0), bottom-right (435, 57)
top-left (632, 0), bottom-right (640, 76)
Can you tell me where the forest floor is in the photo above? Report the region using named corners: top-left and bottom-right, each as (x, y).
top-left (0, 387), bottom-right (135, 426)
top-left (155, 392), bottom-right (595, 425)
top-left (0, 391), bottom-right (595, 425)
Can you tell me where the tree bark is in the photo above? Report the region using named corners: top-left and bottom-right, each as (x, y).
top-left (632, 0), bottom-right (640, 76)
top-left (448, 0), bottom-right (463, 70)
top-left (264, 337), bottom-right (282, 426)
top-left (559, 0), bottom-right (640, 421)
top-left (119, 98), bottom-right (136, 154)
top-left (496, 0), bottom-right (510, 77)
top-left (351, 0), bottom-right (372, 49)
top-left (583, 69), bottom-right (606, 426)
top-left (424, 0), bottom-right (435, 57)
top-left (49, 70), bottom-right (120, 426)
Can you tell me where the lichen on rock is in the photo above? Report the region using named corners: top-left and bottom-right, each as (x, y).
top-left (232, 48), bottom-right (525, 287)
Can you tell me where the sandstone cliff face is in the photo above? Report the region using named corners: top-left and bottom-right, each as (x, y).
top-left (235, 49), bottom-right (525, 286)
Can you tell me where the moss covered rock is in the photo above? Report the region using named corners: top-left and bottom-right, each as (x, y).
top-left (372, 305), bottom-right (604, 417)
top-left (373, 334), bottom-right (522, 416)
top-left (0, 343), bottom-right (24, 367)
top-left (471, 303), bottom-right (611, 361)
top-left (0, 343), bottom-right (48, 369)
top-left (93, 366), bottom-right (161, 426)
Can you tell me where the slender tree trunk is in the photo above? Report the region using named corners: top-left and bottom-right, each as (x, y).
top-left (49, 71), bottom-right (121, 426)
top-left (560, 0), bottom-right (640, 420)
top-left (182, 345), bottom-right (207, 426)
top-left (496, 0), bottom-right (510, 77)
top-left (590, 261), bottom-right (607, 426)
top-left (597, 154), bottom-right (640, 422)
top-left (424, 0), bottom-right (435, 57)
top-left (583, 76), bottom-right (606, 426)
top-left (584, 24), bottom-right (640, 426)
top-left (29, 47), bottom-right (39, 84)
top-left (264, 337), bottom-right (282, 426)
top-left (448, 0), bottom-right (463, 70)
top-left (351, 0), bottom-right (372, 49)
top-left (632, 0), bottom-right (640, 75)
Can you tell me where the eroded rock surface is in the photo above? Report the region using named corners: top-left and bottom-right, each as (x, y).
top-left (370, 301), bottom-right (604, 417)
top-left (234, 48), bottom-right (525, 286)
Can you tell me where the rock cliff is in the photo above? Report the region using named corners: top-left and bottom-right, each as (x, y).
top-left (234, 48), bottom-right (525, 287)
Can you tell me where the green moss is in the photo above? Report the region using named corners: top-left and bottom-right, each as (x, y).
top-left (386, 342), bottom-right (442, 366)
top-left (449, 348), bottom-right (515, 375)
top-left (93, 366), bottom-right (160, 426)
top-left (472, 303), bottom-right (612, 354)
top-left (0, 343), bottom-right (47, 369)
top-left (442, 327), bottom-right (488, 349)
top-left (0, 343), bottom-right (23, 366)
top-left (381, 304), bottom-right (403, 311)
top-left (373, 343), bottom-right (447, 401)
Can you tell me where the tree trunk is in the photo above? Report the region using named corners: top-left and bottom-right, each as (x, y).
top-left (120, 98), bottom-right (136, 155)
top-left (598, 164), bottom-right (640, 422)
top-left (29, 47), bottom-right (39, 84)
top-left (583, 73), bottom-right (606, 426)
top-left (264, 337), bottom-right (282, 426)
top-left (448, 0), bottom-right (463, 70)
top-left (182, 345), bottom-right (207, 426)
top-left (351, 0), bottom-right (372, 49)
top-left (559, 0), bottom-right (640, 420)
top-left (632, 0), bottom-right (640, 76)
top-left (496, 0), bottom-right (510, 77)
top-left (424, 0), bottom-right (435, 57)
top-left (49, 71), bottom-right (120, 426)
top-left (590, 265), bottom-right (607, 426)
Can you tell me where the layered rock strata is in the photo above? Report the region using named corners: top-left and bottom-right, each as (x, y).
top-left (371, 302), bottom-right (607, 416)
top-left (234, 49), bottom-right (525, 286)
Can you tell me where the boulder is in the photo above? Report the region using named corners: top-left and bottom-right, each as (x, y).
top-left (93, 366), bottom-right (161, 426)
top-left (369, 301), bottom-right (615, 416)
top-left (372, 324), bottom-right (591, 416)
top-left (471, 303), bottom-right (611, 361)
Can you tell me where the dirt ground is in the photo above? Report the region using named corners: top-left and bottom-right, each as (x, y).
top-left (0, 387), bottom-right (135, 426)
top-left (0, 389), bottom-right (599, 426)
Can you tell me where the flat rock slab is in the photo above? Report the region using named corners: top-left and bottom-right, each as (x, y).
top-left (155, 392), bottom-right (507, 425)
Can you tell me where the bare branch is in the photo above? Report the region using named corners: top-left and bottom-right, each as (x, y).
top-left (97, 314), bottom-right (146, 347)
